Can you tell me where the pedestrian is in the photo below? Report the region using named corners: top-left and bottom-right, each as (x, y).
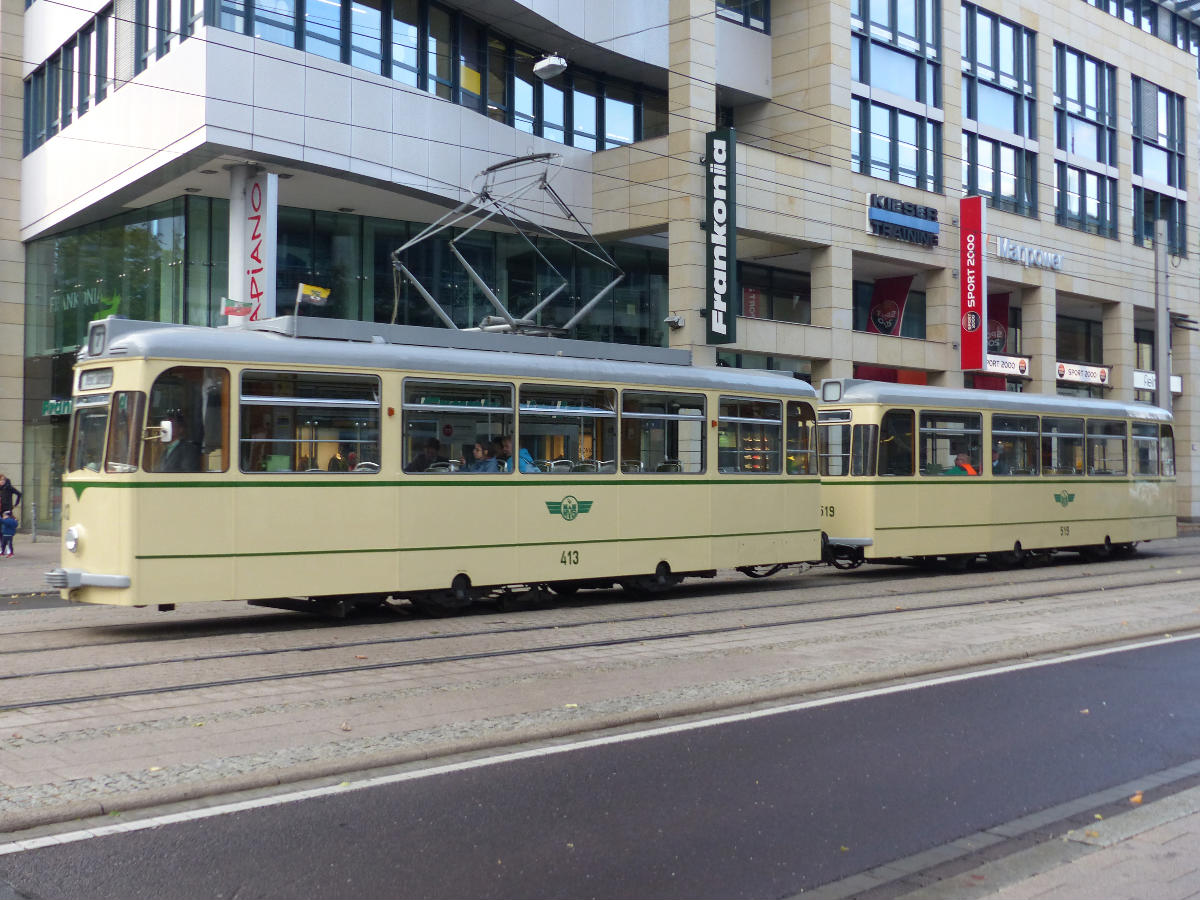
top-left (0, 473), bottom-right (20, 516)
top-left (0, 508), bottom-right (17, 557)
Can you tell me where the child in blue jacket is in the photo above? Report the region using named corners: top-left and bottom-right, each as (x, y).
top-left (0, 509), bottom-right (16, 557)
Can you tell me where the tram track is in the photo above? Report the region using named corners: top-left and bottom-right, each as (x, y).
top-left (6, 558), bottom-right (1200, 713)
top-left (1, 541), bottom-right (1195, 664)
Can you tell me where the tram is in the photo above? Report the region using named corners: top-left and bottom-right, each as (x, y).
top-left (49, 316), bottom-right (822, 613)
top-left (817, 379), bottom-right (1177, 567)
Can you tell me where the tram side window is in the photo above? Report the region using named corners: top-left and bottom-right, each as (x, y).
top-left (817, 412), bottom-right (851, 476)
top-left (1041, 417), bottom-right (1084, 476)
top-left (105, 391), bottom-right (146, 473)
top-left (241, 371), bottom-right (378, 474)
top-left (147, 367), bottom-right (231, 473)
top-left (918, 412), bottom-right (983, 475)
top-left (68, 397), bottom-right (110, 473)
top-left (718, 397), bottom-right (782, 473)
top-left (1131, 424), bottom-right (1159, 476)
top-left (851, 425), bottom-right (878, 475)
top-left (1086, 420), bottom-right (1126, 475)
top-left (786, 401), bottom-right (817, 475)
top-left (1161, 424), bottom-right (1176, 476)
top-left (878, 409), bottom-right (914, 476)
top-left (520, 385), bottom-right (617, 473)
top-left (992, 414), bottom-right (1039, 475)
top-left (620, 392), bottom-right (705, 473)
top-left (403, 380), bottom-right (513, 473)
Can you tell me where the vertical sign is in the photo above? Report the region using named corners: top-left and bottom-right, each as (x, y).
top-left (245, 170), bottom-right (278, 321)
top-left (959, 195), bottom-right (987, 370)
top-left (706, 127), bottom-right (737, 344)
top-left (226, 167), bottom-right (279, 323)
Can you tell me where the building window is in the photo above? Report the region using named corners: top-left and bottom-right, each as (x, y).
top-left (77, 24), bottom-right (93, 116)
top-left (739, 265), bottom-right (811, 325)
top-left (1131, 77), bottom-right (1186, 189)
top-left (851, 98), bottom-right (941, 191)
top-left (962, 134), bottom-right (1037, 217)
top-left (852, 281), bottom-right (926, 338)
top-left (961, 4), bottom-right (1036, 216)
top-left (46, 54), bottom-right (60, 139)
top-left (1053, 43), bottom-right (1118, 236)
top-left (95, 8), bottom-right (111, 103)
top-left (1133, 187), bottom-right (1186, 255)
top-left (485, 36), bottom-right (509, 124)
top-left (851, 0), bottom-right (941, 107)
top-left (349, 0), bottom-right (383, 73)
top-left (60, 41), bottom-right (74, 128)
top-left (716, 0), bottom-right (769, 32)
top-left (392, 0), bottom-right (419, 85)
top-left (305, 0), bottom-right (343, 61)
top-left (255, 0), bottom-right (297, 48)
top-left (1054, 44), bottom-right (1117, 164)
top-left (426, 2), bottom-right (454, 100)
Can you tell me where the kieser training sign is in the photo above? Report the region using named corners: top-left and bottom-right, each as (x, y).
top-left (960, 196), bottom-right (987, 371)
top-left (866, 194), bottom-right (940, 247)
top-left (706, 127), bottom-right (737, 344)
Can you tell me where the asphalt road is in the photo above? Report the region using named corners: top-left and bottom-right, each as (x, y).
top-left (4, 635), bottom-right (1199, 900)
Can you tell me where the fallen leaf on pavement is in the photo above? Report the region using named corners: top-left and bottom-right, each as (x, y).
top-left (1130, 791), bottom-right (1144, 804)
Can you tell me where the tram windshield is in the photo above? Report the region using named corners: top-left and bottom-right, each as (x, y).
top-left (68, 399), bottom-right (109, 473)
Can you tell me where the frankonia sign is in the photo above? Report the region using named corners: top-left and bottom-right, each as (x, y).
top-left (705, 128), bottom-right (737, 344)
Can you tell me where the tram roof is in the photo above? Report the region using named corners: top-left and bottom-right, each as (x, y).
top-left (83, 317), bottom-right (818, 399)
top-left (820, 378), bottom-right (1172, 422)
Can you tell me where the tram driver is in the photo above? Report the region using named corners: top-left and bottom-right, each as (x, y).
top-left (159, 417), bottom-right (203, 473)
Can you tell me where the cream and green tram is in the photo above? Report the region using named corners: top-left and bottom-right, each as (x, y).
top-left (816, 379), bottom-right (1177, 567)
top-left (49, 317), bottom-right (822, 614)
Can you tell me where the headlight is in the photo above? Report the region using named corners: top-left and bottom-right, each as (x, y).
top-left (65, 526), bottom-right (81, 553)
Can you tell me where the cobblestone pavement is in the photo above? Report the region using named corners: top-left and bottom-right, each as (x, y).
top-left (4, 533), bottom-right (1200, 899)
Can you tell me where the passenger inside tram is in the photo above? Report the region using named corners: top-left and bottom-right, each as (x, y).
top-left (945, 452), bottom-right (979, 476)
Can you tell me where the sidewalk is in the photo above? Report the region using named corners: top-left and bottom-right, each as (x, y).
top-left (0, 534), bottom-right (59, 598)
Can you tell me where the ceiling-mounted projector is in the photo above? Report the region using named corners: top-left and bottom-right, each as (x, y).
top-left (533, 55), bottom-right (567, 79)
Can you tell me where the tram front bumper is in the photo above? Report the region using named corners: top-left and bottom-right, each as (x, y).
top-left (46, 568), bottom-right (132, 590)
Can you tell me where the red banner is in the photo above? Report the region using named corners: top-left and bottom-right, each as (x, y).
top-left (866, 276), bottom-right (913, 336)
top-left (960, 196), bottom-right (987, 370)
top-left (987, 292), bottom-right (1009, 354)
top-left (743, 286), bottom-right (763, 319)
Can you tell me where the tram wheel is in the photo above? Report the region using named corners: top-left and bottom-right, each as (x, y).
top-left (548, 582), bottom-right (580, 598)
top-left (989, 541), bottom-right (1028, 568)
top-left (1080, 537), bottom-right (1113, 562)
top-left (620, 562), bottom-right (681, 598)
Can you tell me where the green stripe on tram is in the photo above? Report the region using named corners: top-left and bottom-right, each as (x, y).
top-left (134, 528), bottom-right (823, 561)
top-left (68, 476), bottom-right (820, 498)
